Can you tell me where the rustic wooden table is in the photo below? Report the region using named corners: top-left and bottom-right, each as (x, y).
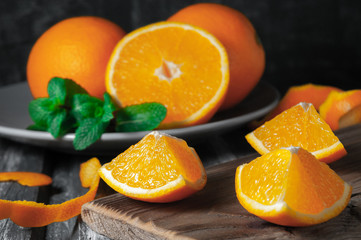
top-left (1, 122), bottom-right (360, 239)
top-left (0, 125), bottom-right (253, 239)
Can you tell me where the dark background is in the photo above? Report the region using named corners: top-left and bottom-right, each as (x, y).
top-left (0, 0), bottom-right (360, 95)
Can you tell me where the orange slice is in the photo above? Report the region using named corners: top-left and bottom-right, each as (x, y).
top-left (106, 21), bottom-right (229, 129)
top-left (319, 89), bottom-right (361, 130)
top-left (246, 102), bottom-right (347, 163)
top-left (235, 147), bottom-right (352, 227)
top-left (98, 131), bottom-right (207, 203)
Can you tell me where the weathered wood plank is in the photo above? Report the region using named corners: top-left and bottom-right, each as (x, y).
top-left (0, 139), bottom-right (47, 239)
top-left (81, 124), bottom-right (361, 240)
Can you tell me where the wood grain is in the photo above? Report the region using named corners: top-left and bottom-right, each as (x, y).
top-left (81, 124), bottom-right (361, 240)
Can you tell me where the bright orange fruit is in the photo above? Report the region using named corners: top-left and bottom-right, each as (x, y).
top-left (254, 84), bottom-right (342, 126)
top-left (246, 102), bottom-right (347, 163)
top-left (106, 21), bottom-right (229, 128)
top-left (235, 147), bottom-right (352, 227)
top-left (319, 89), bottom-right (361, 130)
top-left (27, 16), bottom-right (126, 99)
top-left (168, 3), bottom-right (265, 110)
top-left (98, 131), bottom-right (207, 203)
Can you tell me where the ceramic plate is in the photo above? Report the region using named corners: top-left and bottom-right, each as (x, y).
top-left (0, 82), bottom-right (279, 154)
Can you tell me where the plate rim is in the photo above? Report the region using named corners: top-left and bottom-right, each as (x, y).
top-left (0, 81), bottom-right (279, 149)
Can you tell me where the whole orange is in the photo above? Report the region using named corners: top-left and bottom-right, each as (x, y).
top-left (27, 16), bottom-right (126, 99)
top-left (168, 3), bottom-right (265, 110)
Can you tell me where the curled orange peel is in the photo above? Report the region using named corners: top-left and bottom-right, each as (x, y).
top-left (0, 172), bottom-right (52, 186)
top-left (0, 157), bottom-right (101, 227)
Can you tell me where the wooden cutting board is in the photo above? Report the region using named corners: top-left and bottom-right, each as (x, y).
top-left (81, 125), bottom-right (361, 240)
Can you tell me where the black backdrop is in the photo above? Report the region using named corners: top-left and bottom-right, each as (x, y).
top-left (0, 0), bottom-right (360, 95)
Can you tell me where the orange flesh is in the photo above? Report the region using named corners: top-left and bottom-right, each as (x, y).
top-left (253, 103), bottom-right (340, 152)
top-left (105, 133), bottom-right (202, 189)
top-left (111, 26), bottom-right (224, 124)
top-left (241, 149), bottom-right (291, 205)
top-left (240, 148), bottom-right (347, 215)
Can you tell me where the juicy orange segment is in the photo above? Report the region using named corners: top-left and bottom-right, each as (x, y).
top-left (246, 102), bottom-right (347, 163)
top-left (319, 89), bottom-right (361, 130)
top-left (0, 157), bottom-right (101, 227)
top-left (0, 172), bottom-right (52, 186)
top-left (98, 131), bottom-right (207, 203)
top-left (106, 21), bottom-right (229, 129)
top-left (235, 147), bottom-right (352, 226)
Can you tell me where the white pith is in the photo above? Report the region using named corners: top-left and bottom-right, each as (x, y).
top-left (154, 60), bottom-right (183, 83)
top-left (247, 132), bottom-right (343, 159)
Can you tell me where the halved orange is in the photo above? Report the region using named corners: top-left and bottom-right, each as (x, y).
top-left (106, 21), bottom-right (229, 129)
top-left (246, 102), bottom-right (347, 163)
top-left (235, 147), bottom-right (352, 227)
top-left (319, 89), bottom-right (361, 130)
top-left (98, 131), bottom-right (207, 203)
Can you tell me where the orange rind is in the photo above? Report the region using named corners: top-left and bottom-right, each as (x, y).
top-left (319, 89), bottom-right (361, 130)
top-left (98, 131), bottom-right (207, 203)
top-left (246, 102), bottom-right (347, 163)
top-left (0, 157), bottom-right (101, 227)
top-left (235, 147), bottom-right (352, 226)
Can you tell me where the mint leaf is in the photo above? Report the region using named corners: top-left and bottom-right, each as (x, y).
top-left (73, 118), bottom-right (109, 150)
top-left (48, 109), bottom-right (77, 138)
top-left (115, 102), bottom-right (167, 132)
top-left (71, 94), bottom-right (104, 122)
top-left (48, 77), bottom-right (87, 105)
top-left (27, 124), bottom-right (47, 131)
top-left (28, 98), bottom-right (56, 128)
top-left (102, 93), bottom-right (117, 122)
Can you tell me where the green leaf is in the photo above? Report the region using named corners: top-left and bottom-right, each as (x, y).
top-left (71, 94), bottom-right (104, 122)
top-left (115, 102), bottom-right (167, 132)
top-left (27, 124), bottom-right (47, 131)
top-left (47, 77), bottom-right (87, 105)
top-left (28, 98), bottom-right (57, 128)
top-left (102, 93), bottom-right (117, 122)
top-left (73, 118), bottom-right (109, 151)
top-left (47, 109), bottom-right (67, 138)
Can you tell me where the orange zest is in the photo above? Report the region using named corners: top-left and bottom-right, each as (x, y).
top-left (99, 131), bottom-right (207, 203)
top-left (235, 147), bottom-right (352, 226)
top-left (319, 89), bottom-right (361, 130)
top-left (0, 157), bottom-right (101, 227)
top-left (0, 172), bottom-right (52, 186)
top-left (106, 21), bottom-right (229, 129)
top-left (246, 102), bottom-right (347, 163)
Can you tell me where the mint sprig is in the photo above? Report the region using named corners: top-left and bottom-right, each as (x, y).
top-left (28, 77), bottom-right (167, 151)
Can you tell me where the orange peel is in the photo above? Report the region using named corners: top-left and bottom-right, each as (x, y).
top-left (252, 84), bottom-right (342, 128)
top-left (0, 157), bottom-right (101, 227)
top-left (319, 89), bottom-right (361, 130)
top-left (0, 172), bottom-right (52, 186)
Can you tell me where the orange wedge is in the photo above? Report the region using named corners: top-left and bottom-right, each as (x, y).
top-left (319, 89), bottom-right (361, 130)
top-left (246, 102), bottom-right (347, 163)
top-left (263, 84), bottom-right (342, 123)
top-left (106, 21), bottom-right (229, 129)
top-left (98, 131), bottom-right (207, 203)
top-left (235, 147), bottom-right (352, 227)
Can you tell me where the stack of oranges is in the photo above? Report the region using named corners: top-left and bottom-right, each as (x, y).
top-left (27, 3), bottom-right (265, 129)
